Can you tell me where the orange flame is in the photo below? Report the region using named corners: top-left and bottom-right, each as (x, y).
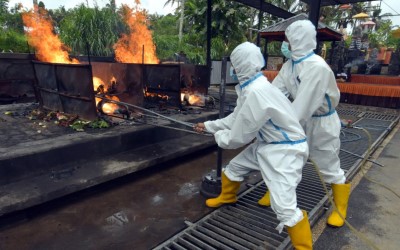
top-left (22, 9), bottom-right (79, 64)
top-left (93, 77), bottom-right (105, 107)
top-left (181, 92), bottom-right (205, 106)
top-left (101, 96), bottom-right (120, 114)
top-left (114, 1), bottom-right (159, 64)
top-left (93, 76), bottom-right (121, 114)
top-left (143, 87), bottom-right (169, 100)
top-left (188, 95), bottom-right (204, 106)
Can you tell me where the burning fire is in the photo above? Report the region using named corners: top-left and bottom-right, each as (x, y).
top-left (144, 87), bottom-right (169, 100)
top-left (181, 92), bottom-right (206, 106)
top-left (93, 77), bottom-right (106, 99)
top-left (22, 8), bottom-right (121, 114)
top-left (22, 9), bottom-right (79, 64)
top-left (114, 2), bottom-right (159, 64)
top-left (93, 76), bottom-right (121, 114)
top-left (101, 96), bottom-right (121, 114)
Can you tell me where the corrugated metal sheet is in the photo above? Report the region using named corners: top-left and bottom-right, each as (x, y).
top-left (260, 13), bottom-right (333, 33)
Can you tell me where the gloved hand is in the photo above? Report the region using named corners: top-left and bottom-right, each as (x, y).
top-left (194, 123), bottom-right (206, 133)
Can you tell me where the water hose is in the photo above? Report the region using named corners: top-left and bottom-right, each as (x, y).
top-left (311, 126), bottom-right (400, 250)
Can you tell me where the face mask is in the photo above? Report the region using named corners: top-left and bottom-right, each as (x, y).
top-left (281, 41), bottom-right (292, 59)
top-left (230, 66), bottom-right (238, 81)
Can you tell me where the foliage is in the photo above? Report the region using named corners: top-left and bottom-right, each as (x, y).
top-left (0, 1), bottom-right (28, 52)
top-left (1, 1), bottom-right (25, 32)
top-left (0, 0), bottom-right (8, 17)
top-left (265, 41), bottom-right (282, 56)
top-left (89, 119), bottom-right (110, 129)
top-left (59, 4), bottom-right (123, 57)
top-left (0, 29), bottom-right (29, 52)
top-left (368, 19), bottom-right (399, 49)
top-left (151, 0), bottom-right (251, 63)
top-left (48, 6), bottom-right (68, 29)
top-left (69, 118), bottom-right (110, 131)
top-left (149, 13), bottom-right (178, 61)
top-left (177, 0), bottom-right (250, 62)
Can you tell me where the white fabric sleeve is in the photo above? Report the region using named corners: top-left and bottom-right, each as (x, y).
top-left (292, 66), bottom-right (331, 125)
top-left (272, 66), bottom-right (290, 98)
top-left (214, 91), bottom-right (271, 149)
top-left (204, 96), bottom-right (242, 134)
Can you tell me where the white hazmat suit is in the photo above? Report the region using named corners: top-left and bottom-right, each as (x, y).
top-left (204, 42), bottom-right (309, 232)
top-left (272, 20), bottom-right (346, 184)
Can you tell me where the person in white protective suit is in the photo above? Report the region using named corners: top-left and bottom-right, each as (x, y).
top-left (194, 42), bottom-right (312, 249)
top-left (258, 20), bottom-right (351, 228)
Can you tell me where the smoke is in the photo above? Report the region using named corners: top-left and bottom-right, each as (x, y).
top-left (344, 58), bottom-right (365, 68)
top-left (366, 48), bottom-right (380, 74)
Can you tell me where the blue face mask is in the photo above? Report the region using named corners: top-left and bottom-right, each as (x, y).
top-left (281, 41), bottom-right (292, 59)
top-left (230, 67), bottom-right (238, 81)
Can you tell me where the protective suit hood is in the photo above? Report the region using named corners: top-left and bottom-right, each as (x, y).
top-left (285, 20), bottom-right (317, 60)
top-left (230, 42), bottom-right (264, 84)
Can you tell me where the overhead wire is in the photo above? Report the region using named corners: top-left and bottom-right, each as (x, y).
top-left (381, 0), bottom-right (400, 15)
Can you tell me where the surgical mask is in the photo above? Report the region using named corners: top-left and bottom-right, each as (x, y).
top-left (281, 41), bottom-right (292, 59)
top-left (230, 67), bottom-right (238, 81)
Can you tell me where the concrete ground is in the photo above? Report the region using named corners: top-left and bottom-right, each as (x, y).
top-left (313, 123), bottom-right (400, 250)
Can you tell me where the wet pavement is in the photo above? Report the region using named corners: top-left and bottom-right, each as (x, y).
top-left (0, 145), bottom-right (261, 250)
top-left (314, 123), bottom-right (400, 250)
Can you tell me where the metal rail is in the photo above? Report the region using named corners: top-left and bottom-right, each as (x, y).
top-left (95, 95), bottom-right (213, 136)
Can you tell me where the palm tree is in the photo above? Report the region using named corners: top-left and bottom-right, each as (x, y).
top-left (164, 0), bottom-right (184, 43)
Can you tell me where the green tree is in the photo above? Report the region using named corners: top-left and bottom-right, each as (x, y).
top-left (59, 4), bottom-right (123, 56)
top-left (368, 19), bottom-right (397, 48)
top-left (182, 0), bottom-right (250, 61)
top-left (0, 0), bottom-right (8, 28)
top-left (0, 0), bottom-right (8, 14)
top-left (48, 6), bottom-right (68, 30)
top-left (0, 29), bottom-right (29, 52)
top-left (164, 0), bottom-right (184, 43)
top-left (149, 13), bottom-right (180, 60)
top-left (0, 1), bottom-right (28, 52)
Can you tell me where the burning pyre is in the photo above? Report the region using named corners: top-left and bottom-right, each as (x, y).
top-left (22, 1), bottom-right (209, 120)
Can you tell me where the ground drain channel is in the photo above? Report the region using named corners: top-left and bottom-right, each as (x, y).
top-left (154, 110), bottom-right (399, 250)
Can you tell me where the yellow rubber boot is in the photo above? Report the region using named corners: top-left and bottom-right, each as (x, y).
top-left (258, 191), bottom-right (271, 206)
top-left (206, 172), bottom-right (241, 208)
top-left (327, 182), bottom-right (351, 227)
top-left (287, 210), bottom-right (313, 250)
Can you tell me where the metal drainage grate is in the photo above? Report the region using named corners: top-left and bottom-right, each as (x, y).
top-left (362, 112), bottom-right (399, 121)
top-left (154, 110), bottom-right (399, 250)
top-left (336, 108), bottom-right (364, 117)
top-left (154, 165), bottom-right (327, 250)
